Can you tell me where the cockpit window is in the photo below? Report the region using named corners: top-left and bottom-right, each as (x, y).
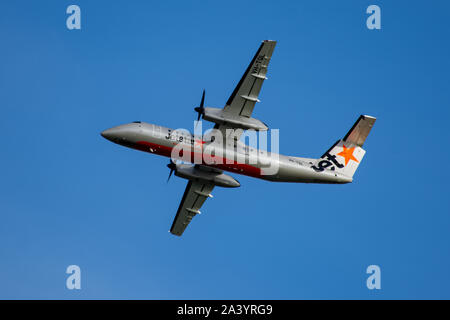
top-left (132, 121), bottom-right (141, 123)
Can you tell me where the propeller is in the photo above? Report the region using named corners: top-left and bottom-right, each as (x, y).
top-left (167, 159), bottom-right (176, 182)
top-left (194, 89), bottom-right (206, 122)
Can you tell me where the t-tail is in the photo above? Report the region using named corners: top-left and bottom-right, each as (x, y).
top-left (313, 115), bottom-right (376, 179)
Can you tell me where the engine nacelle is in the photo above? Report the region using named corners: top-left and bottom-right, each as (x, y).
top-left (203, 107), bottom-right (268, 131)
top-left (174, 164), bottom-right (240, 188)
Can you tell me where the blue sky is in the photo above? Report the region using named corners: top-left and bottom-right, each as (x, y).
top-left (1, 0), bottom-right (449, 299)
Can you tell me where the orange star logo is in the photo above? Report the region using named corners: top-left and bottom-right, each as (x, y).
top-left (337, 144), bottom-right (359, 166)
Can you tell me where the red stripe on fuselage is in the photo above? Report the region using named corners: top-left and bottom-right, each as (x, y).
top-left (134, 141), bottom-right (262, 178)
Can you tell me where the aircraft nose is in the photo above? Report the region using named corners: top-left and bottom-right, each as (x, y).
top-left (101, 127), bottom-right (121, 141)
top-left (101, 123), bottom-right (140, 144)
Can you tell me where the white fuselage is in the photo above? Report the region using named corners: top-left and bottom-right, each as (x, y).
top-left (101, 122), bottom-right (352, 184)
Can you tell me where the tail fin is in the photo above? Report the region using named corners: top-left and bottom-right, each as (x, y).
top-left (314, 115), bottom-right (376, 178)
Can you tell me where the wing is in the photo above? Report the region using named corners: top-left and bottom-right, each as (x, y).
top-left (224, 40), bottom-right (276, 118)
top-left (170, 180), bottom-right (215, 236)
top-left (213, 40), bottom-right (276, 140)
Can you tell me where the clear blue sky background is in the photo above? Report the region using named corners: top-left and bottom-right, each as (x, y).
top-left (1, 0), bottom-right (449, 299)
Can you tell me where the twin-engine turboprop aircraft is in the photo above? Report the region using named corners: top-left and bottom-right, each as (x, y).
top-left (101, 40), bottom-right (376, 236)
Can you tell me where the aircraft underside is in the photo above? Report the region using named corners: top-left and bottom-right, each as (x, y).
top-left (101, 40), bottom-right (376, 236)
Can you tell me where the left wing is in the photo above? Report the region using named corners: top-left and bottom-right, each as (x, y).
top-left (223, 40), bottom-right (276, 118)
top-left (170, 180), bottom-right (215, 236)
top-left (213, 40), bottom-right (276, 141)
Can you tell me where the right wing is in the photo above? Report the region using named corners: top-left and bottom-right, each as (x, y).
top-left (170, 180), bottom-right (215, 236)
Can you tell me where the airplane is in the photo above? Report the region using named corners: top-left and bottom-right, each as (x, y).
top-left (101, 40), bottom-right (376, 236)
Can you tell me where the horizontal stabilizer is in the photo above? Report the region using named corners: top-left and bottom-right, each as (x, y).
top-left (343, 115), bottom-right (376, 147)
